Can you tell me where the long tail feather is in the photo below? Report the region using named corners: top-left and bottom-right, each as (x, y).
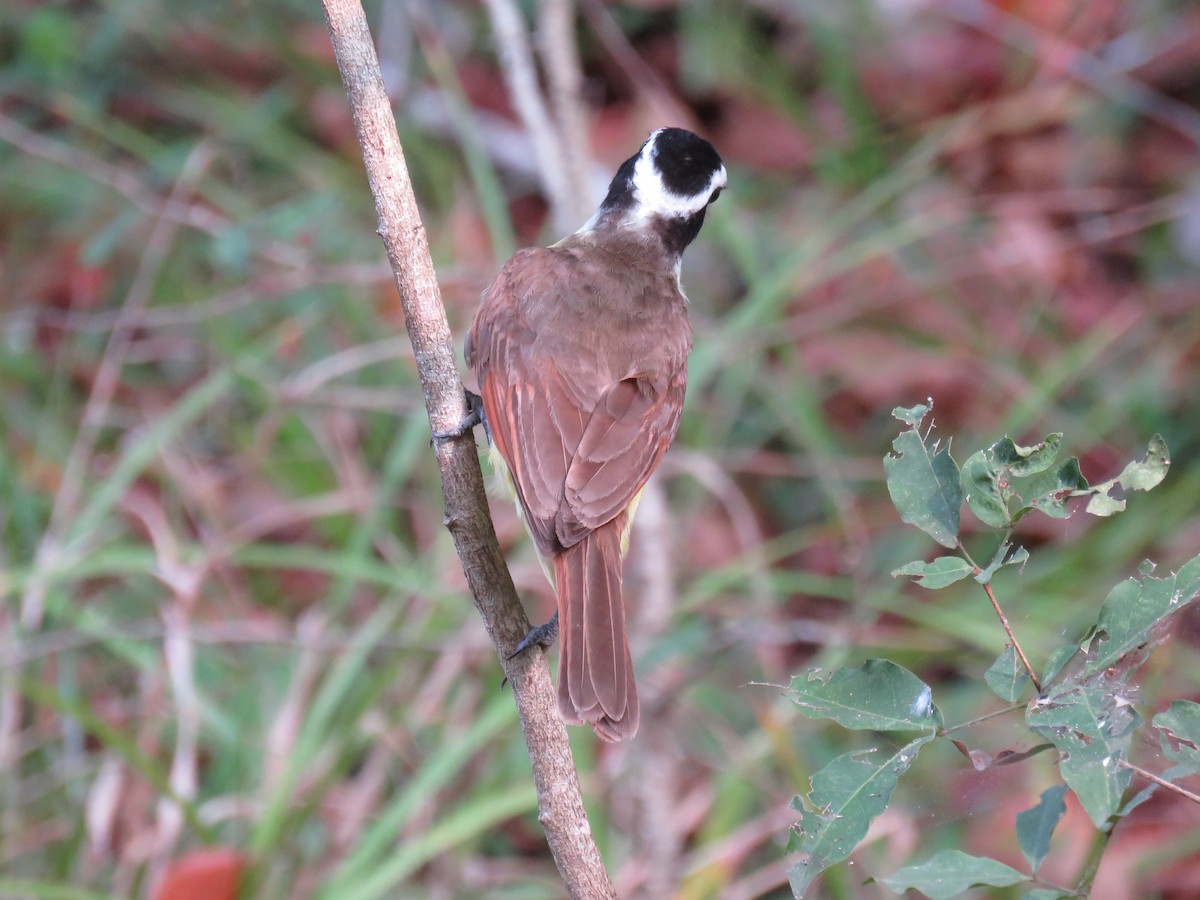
top-left (553, 516), bottom-right (639, 741)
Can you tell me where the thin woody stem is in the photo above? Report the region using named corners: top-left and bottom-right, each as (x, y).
top-left (981, 582), bottom-right (1044, 694)
top-left (319, 2), bottom-right (615, 895)
top-left (1120, 759), bottom-right (1200, 806)
top-left (938, 702), bottom-right (1024, 737)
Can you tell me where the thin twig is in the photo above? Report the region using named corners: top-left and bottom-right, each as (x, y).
top-left (1120, 759), bottom-right (1200, 806)
top-left (318, 2), bottom-right (615, 895)
top-left (938, 702), bottom-right (1025, 737)
top-left (625, 479), bottom-right (681, 896)
top-left (1073, 816), bottom-right (1116, 895)
top-left (538, 0), bottom-right (593, 222)
top-left (480, 0), bottom-right (575, 233)
top-left (981, 582), bottom-right (1044, 694)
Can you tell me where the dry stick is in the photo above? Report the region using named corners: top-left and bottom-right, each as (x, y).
top-left (538, 0), bottom-right (593, 223)
top-left (1120, 759), bottom-right (1200, 806)
top-left (318, 2), bottom-right (616, 896)
top-left (481, 0), bottom-right (575, 235)
top-left (981, 582), bottom-right (1043, 694)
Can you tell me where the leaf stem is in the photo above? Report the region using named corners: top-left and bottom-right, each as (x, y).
top-left (939, 702), bottom-right (1024, 737)
top-left (981, 582), bottom-right (1044, 694)
top-left (1074, 821), bottom-right (1115, 895)
top-left (1120, 759), bottom-right (1200, 806)
top-left (956, 540), bottom-right (981, 570)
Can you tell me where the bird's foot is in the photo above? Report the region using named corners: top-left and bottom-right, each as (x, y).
top-left (508, 612), bottom-right (560, 659)
top-left (432, 389), bottom-right (485, 443)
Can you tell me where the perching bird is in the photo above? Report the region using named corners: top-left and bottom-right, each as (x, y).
top-left (462, 127), bottom-right (726, 741)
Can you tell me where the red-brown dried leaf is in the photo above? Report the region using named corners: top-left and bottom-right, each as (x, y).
top-left (154, 847), bottom-right (247, 900)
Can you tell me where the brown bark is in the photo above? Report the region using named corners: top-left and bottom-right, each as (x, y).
top-left (319, 2), bottom-right (616, 896)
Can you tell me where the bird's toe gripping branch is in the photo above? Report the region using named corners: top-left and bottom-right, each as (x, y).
top-left (432, 388), bottom-right (487, 444)
top-left (508, 611), bottom-right (560, 660)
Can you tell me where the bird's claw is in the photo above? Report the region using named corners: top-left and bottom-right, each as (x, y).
top-left (507, 612), bottom-right (560, 660)
top-left (432, 389), bottom-right (485, 444)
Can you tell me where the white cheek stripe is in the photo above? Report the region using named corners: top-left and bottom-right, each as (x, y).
top-left (631, 146), bottom-right (727, 219)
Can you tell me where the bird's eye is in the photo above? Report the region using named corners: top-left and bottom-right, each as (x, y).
top-left (708, 188), bottom-right (723, 204)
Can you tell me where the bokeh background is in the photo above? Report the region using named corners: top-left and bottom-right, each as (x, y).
top-left (3, 0), bottom-right (1199, 897)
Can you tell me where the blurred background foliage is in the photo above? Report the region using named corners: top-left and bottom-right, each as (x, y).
top-left (1, 0), bottom-right (1199, 897)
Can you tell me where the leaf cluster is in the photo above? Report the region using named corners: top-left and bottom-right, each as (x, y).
top-left (788, 402), bottom-right (1200, 898)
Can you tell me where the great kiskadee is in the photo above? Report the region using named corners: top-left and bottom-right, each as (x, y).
top-left (463, 127), bottom-right (726, 741)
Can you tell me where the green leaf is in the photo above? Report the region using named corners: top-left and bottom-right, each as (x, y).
top-left (1016, 784), bottom-right (1067, 873)
top-left (975, 543), bottom-right (1029, 585)
top-left (892, 556), bottom-right (973, 589)
top-left (1154, 701), bottom-right (1200, 774)
top-left (1081, 553), bottom-right (1200, 676)
top-left (1023, 891), bottom-right (1073, 900)
top-left (1027, 683), bottom-right (1137, 827)
top-left (790, 736), bottom-right (934, 897)
top-left (1001, 434), bottom-right (1064, 476)
top-left (1084, 434), bottom-right (1170, 516)
top-left (891, 402), bottom-right (931, 426)
top-left (876, 850), bottom-right (1028, 898)
top-left (885, 415), bottom-right (962, 549)
top-left (1041, 644), bottom-right (1078, 685)
top-left (960, 450), bottom-right (1011, 527)
top-left (985, 643), bottom-right (1031, 702)
top-left (1019, 458), bottom-right (1089, 520)
top-left (788, 659), bottom-right (942, 732)
top-left (961, 434), bottom-right (1062, 528)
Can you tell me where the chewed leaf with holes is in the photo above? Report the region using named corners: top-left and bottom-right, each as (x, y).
top-left (974, 542), bottom-right (1029, 585)
top-left (1026, 682), bottom-right (1138, 826)
top-left (789, 736), bottom-right (934, 897)
top-left (891, 556), bottom-right (973, 590)
top-left (1154, 700), bottom-right (1200, 775)
top-left (788, 659), bottom-right (942, 732)
top-left (891, 402), bottom-right (931, 426)
top-left (885, 405), bottom-right (961, 548)
top-left (1003, 434), bottom-right (1169, 522)
top-left (961, 434), bottom-right (1062, 527)
top-left (1082, 552), bottom-right (1200, 677)
top-left (1085, 434), bottom-right (1170, 515)
top-left (1017, 458), bottom-right (1090, 520)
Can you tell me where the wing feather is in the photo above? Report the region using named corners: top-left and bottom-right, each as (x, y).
top-left (467, 245), bottom-right (688, 555)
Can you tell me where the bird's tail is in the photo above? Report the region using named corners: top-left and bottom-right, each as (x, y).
top-left (553, 515), bottom-right (639, 741)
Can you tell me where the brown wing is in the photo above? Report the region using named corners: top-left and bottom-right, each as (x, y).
top-left (555, 373), bottom-right (684, 548)
top-left (467, 246), bottom-right (687, 555)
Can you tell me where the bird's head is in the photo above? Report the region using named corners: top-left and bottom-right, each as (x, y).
top-left (583, 127), bottom-right (726, 255)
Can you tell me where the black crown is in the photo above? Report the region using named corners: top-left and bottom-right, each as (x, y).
top-left (650, 128), bottom-right (723, 198)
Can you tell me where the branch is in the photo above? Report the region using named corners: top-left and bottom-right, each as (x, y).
top-left (318, 2), bottom-right (615, 896)
top-left (980, 582), bottom-right (1043, 694)
top-left (1119, 759), bottom-right (1200, 806)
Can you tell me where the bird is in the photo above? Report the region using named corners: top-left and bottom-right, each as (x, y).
top-left (461, 127), bottom-right (726, 741)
